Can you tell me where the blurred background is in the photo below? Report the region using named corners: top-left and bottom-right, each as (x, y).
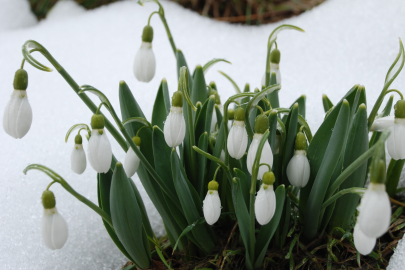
top-left (29, 0), bottom-right (325, 24)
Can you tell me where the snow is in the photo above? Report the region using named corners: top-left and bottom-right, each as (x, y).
top-left (1, 0), bottom-right (405, 269)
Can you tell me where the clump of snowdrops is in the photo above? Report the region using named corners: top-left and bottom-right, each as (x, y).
top-left (4, 0), bottom-right (405, 268)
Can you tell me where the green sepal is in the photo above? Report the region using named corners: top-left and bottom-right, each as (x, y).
top-left (132, 136), bottom-right (141, 146)
top-left (74, 134), bottom-right (82, 145)
top-left (91, 114), bottom-right (105, 129)
top-left (110, 162), bottom-right (151, 269)
top-left (386, 159), bottom-right (405, 197)
top-left (234, 107), bottom-right (245, 121)
top-left (395, 99), bottom-right (405, 118)
top-left (208, 180), bottom-right (219, 191)
top-left (254, 114), bottom-right (269, 134)
top-left (371, 159), bottom-right (386, 184)
top-left (171, 91), bottom-right (183, 107)
top-left (42, 190), bottom-right (56, 209)
top-left (142, 25), bottom-right (153, 43)
top-left (295, 132), bottom-right (306, 150)
top-left (262, 171), bottom-right (275, 185)
top-left (270, 49), bottom-right (280, 64)
top-left (13, 69), bottom-right (28, 90)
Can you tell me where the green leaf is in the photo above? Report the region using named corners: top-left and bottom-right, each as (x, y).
top-left (254, 185), bottom-right (286, 267)
top-left (195, 96), bottom-right (215, 144)
top-left (191, 65), bottom-right (208, 107)
top-left (202, 58), bottom-right (231, 74)
top-left (268, 111), bottom-right (278, 152)
top-left (215, 105), bottom-right (223, 130)
top-left (303, 99), bottom-right (350, 240)
top-left (171, 150), bottom-right (215, 254)
top-left (172, 217), bottom-right (206, 253)
top-left (122, 117), bottom-right (152, 129)
top-left (233, 168), bottom-right (250, 207)
top-left (151, 79), bottom-right (170, 130)
top-left (322, 94), bottom-right (334, 113)
top-left (327, 104), bottom-right (368, 231)
top-left (197, 132), bottom-right (209, 199)
top-left (218, 71), bottom-right (241, 94)
top-left (110, 163), bottom-right (150, 268)
top-left (282, 103), bottom-right (299, 185)
top-left (386, 158), bottom-right (405, 197)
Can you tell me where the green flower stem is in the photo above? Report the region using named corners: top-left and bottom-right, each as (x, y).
top-left (150, 0), bottom-right (177, 55)
top-left (24, 164), bottom-right (113, 228)
top-left (21, 40), bottom-right (128, 152)
top-left (386, 89), bottom-right (404, 100)
top-left (321, 187), bottom-right (366, 211)
top-left (147, 11), bottom-right (159, 25)
top-left (326, 130), bottom-right (390, 198)
top-left (79, 86), bottom-right (183, 211)
top-left (65, 123), bottom-right (91, 143)
top-left (249, 129), bottom-right (270, 263)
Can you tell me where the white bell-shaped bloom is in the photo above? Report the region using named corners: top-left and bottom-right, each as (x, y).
top-left (370, 116), bottom-right (394, 132)
top-left (255, 184), bottom-right (276, 225)
top-left (164, 106), bottom-right (186, 148)
top-left (42, 207), bottom-right (69, 250)
top-left (358, 183), bottom-right (391, 238)
top-left (133, 42), bottom-right (156, 83)
top-left (247, 133), bottom-right (273, 180)
top-left (124, 146), bottom-right (141, 178)
top-left (203, 190), bottom-right (221, 225)
top-left (3, 90), bottom-right (32, 139)
top-left (387, 118), bottom-right (405, 160)
top-left (211, 105), bottom-right (223, 132)
top-left (286, 150), bottom-right (310, 188)
top-left (227, 120), bottom-right (248, 159)
top-left (71, 144), bottom-right (86, 174)
top-left (353, 223), bottom-right (376, 255)
top-left (261, 63), bottom-right (281, 86)
top-left (88, 129), bottom-right (112, 173)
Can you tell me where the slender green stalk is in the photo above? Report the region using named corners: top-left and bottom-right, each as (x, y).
top-left (268, 108), bottom-right (312, 142)
top-left (21, 40), bottom-right (128, 152)
top-left (24, 164), bottom-right (113, 227)
top-left (386, 89), bottom-right (404, 100)
top-left (321, 187), bottom-right (366, 210)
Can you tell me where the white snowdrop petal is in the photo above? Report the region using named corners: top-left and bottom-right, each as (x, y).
top-left (286, 151), bottom-right (310, 188)
top-left (133, 42), bottom-right (156, 82)
top-left (88, 131), bottom-right (101, 171)
top-left (71, 144), bottom-right (86, 174)
top-left (227, 121), bottom-right (248, 159)
top-left (261, 63), bottom-right (281, 86)
top-left (354, 223), bottom-right (376, 255)
top-left (3, 90), bottom-right (32, 139)
top-left (255, 185), bottom-right (276, 225)
top-left (164, 107), bottom-right (185, 148)
top-left (370, 116), bottom-right (394, 132)
top-left (358, 183), bottom-right (391, 238)
top-left (247, 134), bottom-right (273, 180)
top-left (41, 208), bottom-right (68, 250)
top-left (124, 146), bottom-right (140, 178)
top-left (387, 120), bottom-right (405, 160)
top-left (88, 130), bottom-right (112, 173)
top-left (203, 191), bottom-right (221, 225)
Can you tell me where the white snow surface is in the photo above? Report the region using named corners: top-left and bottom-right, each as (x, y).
top-left (1, 0), bottom-right (405, 269)
top-left (0, 0), bottom-right (37, 32)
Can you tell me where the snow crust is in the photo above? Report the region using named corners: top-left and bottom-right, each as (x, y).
top-left (1, 0), bottom-right (405, 269)
top-left (0, 0), bottom-right (37, 32)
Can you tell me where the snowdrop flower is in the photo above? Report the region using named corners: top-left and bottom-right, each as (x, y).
top-left (255, 171), bottom-right (276, 225)
top-left (353, 223), bottom-right (376, 255)
top-left (286, 132), bottom-right (310, 188)
top-left (247, 114), bottom-right (273, 180)
top-left (357, 182), bottom-right (391, 238)
top-left (370, 99), bottom-right (405, 160)
top-left (88, 113), bottom-right (112, 173)
top-left (133, 25), bottom-right (156, 82)
top-left (261, 49), bottom-right (281, 87)
top-left (209, 89), bottom-right (222, 132)
top-left (227, 107), bottom-right (248, 159)
top-left (41, 190), bottom-right (68, 250)
top-left (164, 91), bottom-right (186, 147)
top-left (203, 180), bottom-right (221, 225)
top-left (70, 134), bottom-right (86, 175)
top-left (3, 69), bottom-right (32, 139)
top-left (124, 136), bottom-right (141, 178)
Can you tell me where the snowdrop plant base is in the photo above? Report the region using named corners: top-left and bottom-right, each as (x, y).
top-left (6, 1), bottom-right (405, 268)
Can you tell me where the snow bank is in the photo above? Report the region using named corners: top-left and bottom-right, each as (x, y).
top-left (1, 0), bottom-right (405, 269)
top-left (0, 0), bottom-right (37, 32)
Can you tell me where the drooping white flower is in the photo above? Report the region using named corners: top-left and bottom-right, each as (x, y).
top-left (353, 223), bottom-right (376, 255)
top-left (203, 180), bottom-right (221, 225)
top-left (387, 118), bottom-right (405, 160)
top-left (255, 183), bottom-right (276, 225)
top-left (164, 106), bottom-right (186, 148)
top-left (41, 190), bottom-right (68, 250)
top-left (227, 120), bottom-right (248, 159)
top-left (261, 63), bottom-right (281, 86)
top-left (247, 133), bottom-right (273, 180)
top-left (164, 91), bottom-right (185, 148)
top-left (124, 136), bottom-right (141, 178)
top-left (357, 183), bottom-right (391, 238)
top-left (88, 129), bottom-right (112, 173)
top-left (3, 89), bottom-right (32, 139)
top-left (42, 207), bottom-right (69, 250)
top-left (370, 116), bottom-right (394, 132)
top-left (133, 42), bottom-right (156, 83)
top-left (286, 150), bottom-right (310, 188)
top-left (71, 144), bottom-right (86, 175)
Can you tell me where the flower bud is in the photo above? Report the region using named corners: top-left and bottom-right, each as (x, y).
top-left (88, 116), bottom-right (112, 173)
top-left (134, 26), bottom-right (156, 83)
top-left (71, 134), bottom-right (86, 175)
top-left (164, 105), bottom-right (186, 148)
top-left (247, 133), bottom-right (273, 180)
top-left (142, 25), bottom-right (154, 43)
top-left (286, 150), bottom-right (310, 188)
top-left (255, 184), bottom-right (276, 225)
top-left (227, 119), bottom-right (248, 160)
top-left (3, 69), bottom-right (32, 139)
top-left (91, 114), bottom-right (105, 129)
top-left (203, 181), bottom-right (221, 225)
top-left (41, 190), bottom-right (68, 250)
